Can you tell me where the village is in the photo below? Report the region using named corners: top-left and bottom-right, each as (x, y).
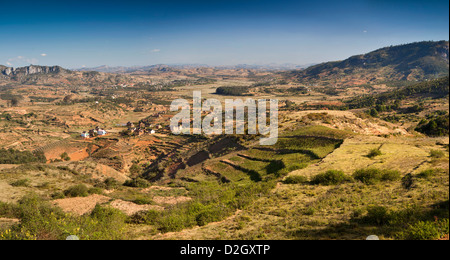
top-left (79, 110), bottom-right (169, 139)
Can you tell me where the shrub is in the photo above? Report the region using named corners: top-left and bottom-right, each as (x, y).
top-left (64, 184), bottom-right (89, 198)
top-left (286, 163), bottom-right (308, 172)
top-left (87, 187), bottom-right (103, 195)
top-left (195, 204), bottom-right (231, 226)
top-left (10, 179), bottom-right (31, 187)
top-left (132, 197), bottom-right (154, 205)
top-left (123, 178), bottom-right (151, 188)
top-left (0, 194), bottom-right (128, 240)
top-left (129, 163), bottom-right (143, 176)
top-left (98, 178), bottom-right (120, 190)
top-left (401, 219), bottom-right (449, 240)
top-left (353, 168), bottom-right (400, 184)
top-left (129, 210), bottom-right (161, 224)
top-left (60, 152), bottom-right (71, 161)
top-left (283, 175), bottom-right (308, 184)
top-left (311, 170), bottom-right (350, 185)
top-left (417, 169), bottom-right (436, 179)
top-left (429, 150), bottom-right (445, 158)
top-left (381, 170), bottom-right (401, 181)
top-left (157, 211), bottom-right (194, 233)
top-left (367, 148), bottom-right (382, 159)
top-left (363, 206), bottom-right (391, 225)
top-left (51, 191), bottom-right (65, 199)
top-left (0, 149), bottom-right (46, 164)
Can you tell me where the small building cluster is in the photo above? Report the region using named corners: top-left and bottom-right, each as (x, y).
top-left (81, 126), bottom-right (108, 139)
top-left (124, 121), bottom-right (157, 137)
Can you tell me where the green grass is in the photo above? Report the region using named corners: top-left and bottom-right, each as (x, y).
top-left (283, 175), bottom-right (308, 184)
top-left (280, 125), bottom-right (354, 139)
top-left (209, 162), bottom-right (252, 183)
top-left (353, 168), bottom-right (402, 185)
top-left (311, 170), bottom-right (351, 185)
top-left (0, 194), bottom-right (128, 240)
top-left (129, 180), bottom-right (277, 233)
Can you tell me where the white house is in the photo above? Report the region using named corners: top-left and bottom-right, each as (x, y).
top-left (81, 132), bottom-right (90, 138)
top-left (97, 129), bottom-right (107, 136)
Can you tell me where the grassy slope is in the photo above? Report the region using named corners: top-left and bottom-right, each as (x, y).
top-left (142, 130), bottom-right (449, 240)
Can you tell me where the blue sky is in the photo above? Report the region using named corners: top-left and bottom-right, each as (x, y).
top-left (0, 0), bottom-right (448, 69)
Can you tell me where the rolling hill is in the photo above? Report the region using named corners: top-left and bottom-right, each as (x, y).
top-left (288, 41), bottom-right (449, 84)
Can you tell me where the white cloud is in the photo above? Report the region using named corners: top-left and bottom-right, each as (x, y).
top-left (40, 53), bottom-right (47, 57)
top-left (6, 62), bottom-right (12, 66)
top-left (151, 49), bottom-right (161, 53)
top-left (6, 56), bottom-right (39, 66)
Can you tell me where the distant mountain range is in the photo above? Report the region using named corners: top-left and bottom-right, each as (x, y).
top-left (74, 63), bottom-right (310, 73)
top-left (1, 41), bottom-right (448, 84)
top-left (287, 40), bottom-right (449, 84)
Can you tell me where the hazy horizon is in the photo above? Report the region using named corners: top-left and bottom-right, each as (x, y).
top-left (1, 0), bottom-right (449, 69)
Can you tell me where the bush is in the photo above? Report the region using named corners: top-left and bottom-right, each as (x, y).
top-left (64, 184), bottom-right (89, 198)
top-left (132, 197), bottom-right (154, 205)
top-left (417, 169), bottom-right (436, 179)
top-left (0, 149), bottom-right (46, 164)
top-left (429, 150), bottom-right (445, 158)
top-left (129, 163), bottom-right (143, 176)
top-left (311, 170), bottom-right (351, 185)
top-left (123, 178), bottom-right (151, 188)
top-left (60, 152), bottom-right (71, 161)
top-left (97, 178), bottom-right (120, 190)
top-left (129, 210), bottom-right (161, 224)
top-left (401, 219), bottom-right (449, 240)
top-left (283, 175), bottom-right (308, 184)
top-left (87, 187), bottom-right (103, 195)
top-left (367, 148), bottom-right (382, 159)
top-left (381, 170), bottom-right (401, 181)
top-left (51, 191), bottom-right (65, 199)
top-left (353, 168), bottom-right (401, 184)
top-left (286, 163), bottom-right (308, 172)
top-left (195, 204), bottom-right (231, 226)
top-left (10, 179), bottom-right (31, 187)
top-left (363, 206), bottom-right (391, 225)
top-left (0, 194), bottom-right (128, 240)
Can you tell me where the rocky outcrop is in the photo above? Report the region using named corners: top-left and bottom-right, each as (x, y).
top-left (1, 65), bottom-right (69, 77)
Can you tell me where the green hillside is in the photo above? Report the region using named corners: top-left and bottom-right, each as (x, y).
top-left (289, 41), bottom-right (449, 83)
